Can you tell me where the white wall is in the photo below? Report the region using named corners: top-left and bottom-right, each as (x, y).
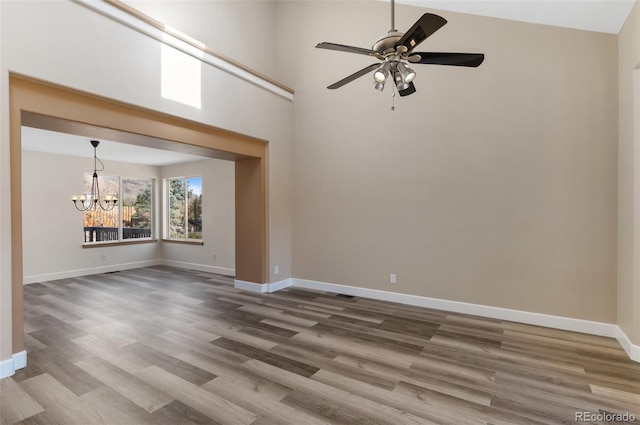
top-left (0, 0), bottom-right (293, 361)
top-left (21, 150), bottom-right (162, 283)
top-left (21, 151), bottom-right (236, 282)
top-left (160, 159), bottom-right (236, 276)
top-left (123, 0), bottom-right (278, 80)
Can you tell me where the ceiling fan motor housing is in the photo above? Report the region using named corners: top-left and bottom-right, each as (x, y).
top-left (373, 30), bottom-right (403, 55)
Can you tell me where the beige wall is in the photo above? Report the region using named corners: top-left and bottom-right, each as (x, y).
top-left (284, 1), bottom-right (619, 322)
top-left (618, 1), bottom-right (640, 345)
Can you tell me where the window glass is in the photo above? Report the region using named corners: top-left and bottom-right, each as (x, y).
top-left (83, 174), bottom-right (119, 242)
top-left (168, 178), bottom-right (186, 239)
top-left (122, 178), bottom-right (152, 240)
top-left (166, 176), bottom-right (202, 241)
top-left (187, 176), bottom-right (203, 240)
top-left (82, 174), bottom-right (153, 244)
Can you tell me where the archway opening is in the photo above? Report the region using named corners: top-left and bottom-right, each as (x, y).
top-left (9, 74), bottom-right (268, 353)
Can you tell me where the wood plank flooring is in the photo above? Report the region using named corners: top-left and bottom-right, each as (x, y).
top-left (1, 266), bottom-right (639, 424)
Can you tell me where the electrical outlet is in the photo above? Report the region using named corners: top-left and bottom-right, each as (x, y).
top-left (212, 253), bottom-right (216, 261)
top-left (390, 273), bottom-right (397, 284)
top-left (101, 254), bottom-right (107, 261)
top-left (274, 265), bottom-right (279, 275)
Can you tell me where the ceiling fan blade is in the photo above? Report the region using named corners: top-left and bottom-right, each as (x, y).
top-left (316, 42), bottom-right (377, 57)
top-left (398, 82), bottom-right (416, 97)
top-left (327, 63), bottom-right (381, 89)
top-left (395, 13), bottom-right (447, 52)
top-left (409, 52), bottom-right (485, 67)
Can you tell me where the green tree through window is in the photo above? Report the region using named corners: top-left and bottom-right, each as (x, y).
top-left (83, 174), bottom-right (153, 243)
top-left (167, 176), bottom-right (202, 240)
top-left (124, 179), bottom-right (152, 239)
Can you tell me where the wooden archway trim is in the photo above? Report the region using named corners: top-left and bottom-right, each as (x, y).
top-left (9, 74), bottom-right (268, 353)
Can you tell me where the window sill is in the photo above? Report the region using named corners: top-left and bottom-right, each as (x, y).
top-left (83, 239), bottom-right (159, 248)
top-left (162, 239), bottom-right (204, 246)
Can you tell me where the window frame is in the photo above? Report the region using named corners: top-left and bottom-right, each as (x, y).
top-left (82, 174), bottom-right (156, 247)
top-left (163, 175), bottom-right (203, 244)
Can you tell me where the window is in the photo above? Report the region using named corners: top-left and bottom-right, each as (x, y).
top-left (166, 176), bottom-right (202, 241)
top-left (83, 174), bottom-right (154, 244)
top-left (122, 178), bottom-right (152, 240)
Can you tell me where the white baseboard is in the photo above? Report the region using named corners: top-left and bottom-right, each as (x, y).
top-left (19, 266), bottom-right (640, 363)
top-left (615, 326), bottom-right (640, 362)
top-left (24, 260), bottom-right (235, 285)
top-left (234, 278), bottom-right (292, 293)
top-left (0, 350), bottom-right (27, 379)
top-left (270, 278), bottom-right (293, 292)
top-left (234, 280), bottom-right (268, 293)
top-left (23, 260), bottom-right (163, 284)
top-left (162, 260), bottom-right (235, 277)
top-left (289, 278), bottom-right (639, 363)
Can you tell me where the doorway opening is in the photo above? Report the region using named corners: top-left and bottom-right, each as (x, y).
top-left (21, 116), bottom-right (236, 283)
top-left (9, 75), bottom-right (268, 355)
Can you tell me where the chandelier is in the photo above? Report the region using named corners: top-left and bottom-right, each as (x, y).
top-left (71, 140), bottom-right (118, 211)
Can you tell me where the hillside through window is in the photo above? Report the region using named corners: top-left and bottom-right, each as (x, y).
top-left (83, 174), bottom-right (153, 243)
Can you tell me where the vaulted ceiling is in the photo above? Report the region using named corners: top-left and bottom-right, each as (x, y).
top-left (397, 0), bottom-right (636, 34)
top-left (23, 0), bottom-right (636, 165)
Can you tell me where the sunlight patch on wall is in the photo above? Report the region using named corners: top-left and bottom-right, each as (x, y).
top-left (161, 38), bottom-right (202, 109)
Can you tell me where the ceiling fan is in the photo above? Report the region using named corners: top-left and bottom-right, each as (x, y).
top-left (316, 0), bottom-right (484, 96)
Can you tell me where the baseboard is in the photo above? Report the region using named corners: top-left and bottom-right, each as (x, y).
top-left (614, 326), bottom-right (640, 362)
top-left (289, 278), bottom-right (639, 362)
top-left (23, 260), bottom-right (163, 284)
top-left (162, 260), bottom-right (235, 277)
top-left (234, 280), bottom-right (267, 293)
top-left (269, 278), bottom-right (293, 292)
top-left (234, 278), bottom-right (292, 293)
top-left (0, 350), bottom-right (27, 379)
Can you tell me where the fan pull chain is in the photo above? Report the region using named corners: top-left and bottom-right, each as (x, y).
top-left (391, 86), bottom-right (397, 111)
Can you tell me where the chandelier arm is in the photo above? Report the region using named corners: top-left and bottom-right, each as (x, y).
top-left (73, 200), bottom-right (86, 211)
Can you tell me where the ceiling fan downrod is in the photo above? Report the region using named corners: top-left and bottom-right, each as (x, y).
top-left (390, 0), bottom-right (396, 32)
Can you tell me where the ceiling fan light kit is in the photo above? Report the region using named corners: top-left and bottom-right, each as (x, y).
top-left (373, 62), bottom-right (391, 83)
top-left (316, 0), bottom-right (484, 98)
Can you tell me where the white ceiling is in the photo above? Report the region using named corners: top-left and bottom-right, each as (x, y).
top-left (21, 127), bottom-right (209, 167)
top-left (397, 0), bottom-right (637, 34)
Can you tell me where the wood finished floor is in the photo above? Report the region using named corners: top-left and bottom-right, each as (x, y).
top-left (1, 266), bottom-right (639, 425)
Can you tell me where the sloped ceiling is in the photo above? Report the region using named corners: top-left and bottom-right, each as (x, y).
top-left (396, 0), bottom-right (636, 34)
top-left (22, 0), bottom-right (637, 165)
